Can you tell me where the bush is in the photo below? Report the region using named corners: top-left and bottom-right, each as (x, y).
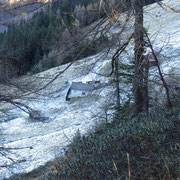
top-left (45, 104), bottom-right (180, 180)
top-left (12, 103), bottom-right (179, 180)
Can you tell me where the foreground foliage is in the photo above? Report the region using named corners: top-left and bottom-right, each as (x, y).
top-left (18, 103), bottom-right (179, 180)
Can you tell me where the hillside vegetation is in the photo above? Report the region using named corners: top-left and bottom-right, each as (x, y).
top-left (0, 0), bottom-right (156, 80)
top-left (0, 0), bottom-right (179, 179)
top-left (9, 100), bottom-right (180, 180)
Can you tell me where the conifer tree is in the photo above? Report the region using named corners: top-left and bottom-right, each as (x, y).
top-left (33, 49), bottom-right (41, 64)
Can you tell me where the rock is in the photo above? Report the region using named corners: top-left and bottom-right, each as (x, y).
top-left (29, 110), bottom-right (45, 121)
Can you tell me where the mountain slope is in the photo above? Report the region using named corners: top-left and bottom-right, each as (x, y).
top-left (0, 0), bottom-right (180, 179)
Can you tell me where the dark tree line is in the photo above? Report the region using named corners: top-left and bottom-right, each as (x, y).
top-left (0, 0), bottom-right (158, 79)
top-left (0, 5), bottom-right (63, 76)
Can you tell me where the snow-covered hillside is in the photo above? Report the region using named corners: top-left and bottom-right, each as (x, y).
top-left (0, 0), bottom-right (180, 179)
top-left (0, 52), bottom-right (115, 179)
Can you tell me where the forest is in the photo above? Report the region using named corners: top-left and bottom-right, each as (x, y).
top-left (0, 0), bottom-right (157, 79)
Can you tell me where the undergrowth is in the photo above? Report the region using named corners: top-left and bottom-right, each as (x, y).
top-left (41, 104), bottom-right (180, 180)
top-left (11, 103), bottom-right (180, 180)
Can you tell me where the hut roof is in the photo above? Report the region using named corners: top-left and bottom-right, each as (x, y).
top-left (71, 82), bottom-right (94, 91)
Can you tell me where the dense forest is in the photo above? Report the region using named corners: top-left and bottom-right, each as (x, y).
top-left (0, 0), bottom-right (157, 78)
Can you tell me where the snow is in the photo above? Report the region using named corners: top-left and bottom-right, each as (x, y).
top-left (0, 0), bottom-right (180, 179)
top-left (0, 55), bottom-right (114, 179)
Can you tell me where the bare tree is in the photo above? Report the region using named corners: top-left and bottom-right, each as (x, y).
top-left (133, 0), bottom-right (145, 116)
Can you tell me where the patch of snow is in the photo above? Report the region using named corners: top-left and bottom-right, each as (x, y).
top-left (0, 0), bottom-right (180, 179)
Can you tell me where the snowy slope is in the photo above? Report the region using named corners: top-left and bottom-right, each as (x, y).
top-left (144, 0), bottom-right (180, 61)
top-left (0, 53), bottom-right (115, 179)
top-left (0, 0), bottom-right (180, 179)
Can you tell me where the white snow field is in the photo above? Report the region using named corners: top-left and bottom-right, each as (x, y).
top-left (0, 0), bottom-right (180, 178)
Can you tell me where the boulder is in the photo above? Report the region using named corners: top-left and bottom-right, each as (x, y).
top-left (29, 110), bottom-right (45, 121)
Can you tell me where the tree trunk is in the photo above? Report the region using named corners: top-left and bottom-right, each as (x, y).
top-left (144, 32), bottom-right (172, 108)
top-left (134, 0), bottom-right (145, 116)
top-left (115, 59), bottom-right (120, 109)
top-left (144, 55), bottom-right (149, 116)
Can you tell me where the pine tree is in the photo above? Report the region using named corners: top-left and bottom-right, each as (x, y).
top-left (33, 49), bottom-right (41, 65)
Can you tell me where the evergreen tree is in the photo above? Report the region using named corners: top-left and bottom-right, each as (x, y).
top-left (33, 49), bottom-right (41, 64)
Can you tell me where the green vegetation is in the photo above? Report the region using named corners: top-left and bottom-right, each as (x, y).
top-left (0, 6), bottom-right (62, 75)
top-left (0, 0), bottom-right (178, 179)
top-left (54, 105), bottom-right (179, 179)
top-left (0, 0), bottom-right (102, 76)
top-left (14, 99), bottom-right (179, 180)
top-left (0, 0), bottom-right (157, 77)
top-left (63, 35), bottom-right (110, 64)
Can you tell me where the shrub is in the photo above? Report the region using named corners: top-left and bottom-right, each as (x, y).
top-left (47, 104), bottom-right (180, 179)
top-left (12, 103), bottom-right (180, 180)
